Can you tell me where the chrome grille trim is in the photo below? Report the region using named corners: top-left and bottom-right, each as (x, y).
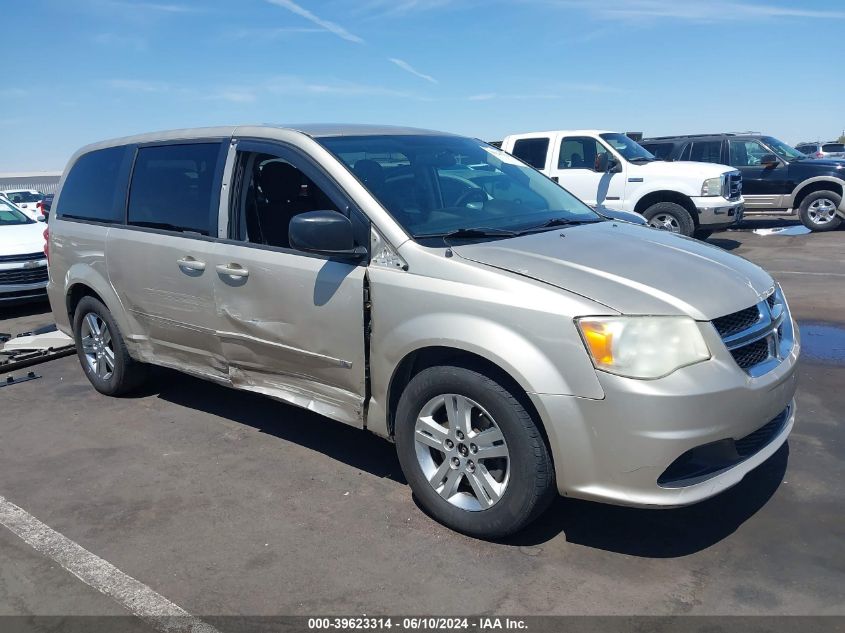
top-left (713, 285), bottom-right (794, 377)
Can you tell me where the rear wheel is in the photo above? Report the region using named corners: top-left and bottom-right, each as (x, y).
top-left (644, 202), bottom-right (695, 237)
top-left (798, 190), bottom-right (842, 232)
top-left (395, 365), bottom-right (555, 538)
top-left (73, 296), bottom-right (147, 396)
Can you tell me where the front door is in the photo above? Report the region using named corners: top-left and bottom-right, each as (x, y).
top-left (212, 141), bottom-right (368, 427)
top-left (548, 135), bottom-right (626, 210)
top-left (728, 139), bottom-right (790, 210)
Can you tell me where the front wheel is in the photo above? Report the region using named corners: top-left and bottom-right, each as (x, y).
top-left (643, 202), bottom-right (695, 237)
top-left (798, 190), bottom-right (842, 232)
top-left (395, 365), bottom-right (555, 538)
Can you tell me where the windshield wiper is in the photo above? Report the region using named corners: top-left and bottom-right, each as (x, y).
top-left (524, 217), bottom-right (601, 231)
top-left (426, 227), bottom-right (520, 239)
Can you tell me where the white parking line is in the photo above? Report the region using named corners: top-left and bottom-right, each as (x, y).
top-left (0, 494), bottom-right (220, 633)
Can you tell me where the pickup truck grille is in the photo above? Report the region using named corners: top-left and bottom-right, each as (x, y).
top-left (723, 171), bottom-right (742, 201)
top-left (713, 286), bottom-right (794, 376)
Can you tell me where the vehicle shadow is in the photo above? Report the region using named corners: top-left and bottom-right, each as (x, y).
top-left (707, 237), bottom-right (741, 251)
top-left (0, 298), bottom-right (51, 321)
top-left (149, 368), bottom-right (407, 484)
top-left (503, 442), bottom-right (789, 557)
top-left (148, 367), bottom-right (788, 557)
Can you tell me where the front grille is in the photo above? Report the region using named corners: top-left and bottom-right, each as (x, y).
top-left (712, 286), bottom-right (793, 376)
top-left (0, 252), bottom-right (44, 263)
top-left (713, 305), bottom-right (760, 337)
top-left (731, 338), bottom-right (769, 369)
top-left (735, 408), bottom-right (789, 457)
top-left (724, 172), bottom-right (742, 201)
top-left (0, 267), bottom-right (48, 285)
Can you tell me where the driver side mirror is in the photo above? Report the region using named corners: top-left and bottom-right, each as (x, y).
top-left (36, 214), bottom-right (47, 223)
top-left (289, 210), bottom-right (366, 260)
top-left (595, 153), bottom-right (621, 173)
top-left (760, 154), bottom-right (779, 167)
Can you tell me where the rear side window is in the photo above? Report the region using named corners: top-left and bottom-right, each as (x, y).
top-left (795, 145), bottom-right (814, 154)
top-left (822, 143), bottom-right (845, 152)
top-left (641, 142), bottom-right (673, 160)
top-left (56, 146), bottom-right (131, 222)
top-left (511, 137), bottom-right (549, 169)
top-left (128, 143), bottom-right (223, 235)
top-left (688, 141), bottom-right (722, 163)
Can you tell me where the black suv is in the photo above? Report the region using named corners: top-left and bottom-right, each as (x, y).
top-left (641, 134), bottom-right (845, 231)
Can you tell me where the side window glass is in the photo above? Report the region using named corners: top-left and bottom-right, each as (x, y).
top-left (642, 143), bottom-right (672, 160)
top-left (511, 137), bottom-right (549, 169)
top-left (128, 143), bottom-right (222, 235)
top-left (689, 141), bottom-right (721, 163)
top-left (558, 137), bottom-right (606, 171)
top-left (55, 146), bottom-right (131, 222)
top-left (679, 143), bottom-right (692, 161)
top-left (234, 152), bottom-right (341, 249)
top-left (729, 140), bottom-right (768, 167)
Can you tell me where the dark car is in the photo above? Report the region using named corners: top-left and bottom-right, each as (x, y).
top-left (39, 193), bottom-right (54, 219)
top-left (641, 134), bottom-right (845, 231)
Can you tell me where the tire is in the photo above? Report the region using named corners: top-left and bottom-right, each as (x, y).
top-left (798, 190), bottom-right (842, 232)
top-left (395, 365), bottom-right (555, 539)
top-left (72, 296), bottom-right (147, 396)
top-left (693, 229), bottom-right (713, 240)
top-left (643, 202), bottom-right (695, 237)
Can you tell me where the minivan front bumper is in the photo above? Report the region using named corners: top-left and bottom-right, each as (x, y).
top-left (529, 324), bottom-right (799, 507)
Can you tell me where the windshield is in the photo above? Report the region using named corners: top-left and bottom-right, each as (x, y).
top-left (6, 191), bottom-right (42, 203)
top-left (762, 137), bottom-right (804, 161)
top-left (0, 200), bottom-right (33, 225)
top-left (317, 135), bottom-right (599, 239)
top-left (599, 133), bottom-right (655, 161)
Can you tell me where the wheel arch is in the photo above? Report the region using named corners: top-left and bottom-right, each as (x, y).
top-left (634, 190), bottom-right (699, 226)
top-left (792, 177), bottom-right (844, 209)
top-left (385, 346), bottom-right (552, 453)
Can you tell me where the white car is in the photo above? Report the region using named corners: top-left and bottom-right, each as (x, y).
top-left (0, 199), bottom-right (49, 304)
top-left (501, 130), bottom-right (744, 239)
top-left (2, 189), bottom-right (45, 220)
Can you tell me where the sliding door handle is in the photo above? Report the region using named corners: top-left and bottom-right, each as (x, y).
top-left (177, 257), bottom-right (206, 272)
top-left (216, 263), bottom-right (249, 278)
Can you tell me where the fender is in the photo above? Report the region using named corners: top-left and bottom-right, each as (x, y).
top-left (789, 175), bottom-right (845, 212)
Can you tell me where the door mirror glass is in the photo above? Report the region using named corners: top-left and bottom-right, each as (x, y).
top-left (596, 153), bottom-right (619, 172)
top-left (289, 210), bottom-right (365, 258)
top-left (760, 154), bottom-right (779, 167)
top-left (36, 213), bottom-right (46, 222)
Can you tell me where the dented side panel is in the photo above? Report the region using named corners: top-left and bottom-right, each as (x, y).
top-left (212, 242), bottom-right (367, 427)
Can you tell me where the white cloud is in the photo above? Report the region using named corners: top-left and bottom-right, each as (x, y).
top-left (388, 58), bottom-right (438, 84)
top-left (103, 1), bottom-right (203, 13)
top-left (265, 0), bottom-right (365, 43)
top-left (357, 0), bottom-right (462, 17)
top-left (229, 26), bottom-right (324, 40)
top-left (107, 79), bottom-right (170, 93)
top-left (467, 93), bottom-right (496, 101)
top-left (266, 75), bottom-right (416, 98)
top-left (544, 0), bottom-right (845, 22)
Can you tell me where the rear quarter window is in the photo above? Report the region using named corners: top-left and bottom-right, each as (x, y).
top-left (127, 143), bottom-right (224, 235)
top-left (511, 137), bottom-right (549, 169)
top-left (56, 146), bottom-right (132, 222)
top-left (641, 142), bottom-right (674, 160)
top-left (822, 143), bottom-right (845, 152)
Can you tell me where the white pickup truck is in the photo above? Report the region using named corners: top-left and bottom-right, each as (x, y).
top-left (500, 130), bottom-right (744, 239)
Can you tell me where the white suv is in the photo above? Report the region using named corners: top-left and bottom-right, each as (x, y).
top-left (501, 130), bottom-right (744, 239)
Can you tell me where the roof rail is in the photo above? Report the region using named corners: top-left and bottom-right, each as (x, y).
top-left (643, 132), bottom-right (763, 140)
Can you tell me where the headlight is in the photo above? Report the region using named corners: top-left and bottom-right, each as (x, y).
top-left (701, 176), bottom-right (723, 197)
top-left (576, 316), bottom-right (711, 379)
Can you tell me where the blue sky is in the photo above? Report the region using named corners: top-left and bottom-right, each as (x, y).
top-left (3, 0), bottom-right (845, 171)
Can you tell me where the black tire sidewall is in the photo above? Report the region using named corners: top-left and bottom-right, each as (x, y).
top-left (395, 365), bottom-right (552, 538)
top-left (72, 296), bottom-right (133, 396)
top-left (799, 191), bottom-right (842, 232)
top-left (644, 202), bottom-right (695, 237)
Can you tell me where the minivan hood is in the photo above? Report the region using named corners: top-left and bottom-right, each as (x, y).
top-left (451, 223), bottom-right (773, 320)
top-left (0, 222), bottom-right (46, 257)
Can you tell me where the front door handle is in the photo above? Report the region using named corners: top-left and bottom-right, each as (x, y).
top-left (177, 257), bottom-right (206, 272)
top-left (216, 263), bottom-right (249, 278)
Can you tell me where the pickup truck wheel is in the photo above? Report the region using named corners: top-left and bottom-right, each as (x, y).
top-left (73, 296), bottom-right (147, 396)
top-left (798, 191), bottom-right (842, 232)
top-left (395, 365), bottom-right (555, 539)
top-left (644, 202), bottom-right (695, 236)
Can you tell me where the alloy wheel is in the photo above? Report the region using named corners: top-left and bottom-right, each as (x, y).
top-left (413, 394), bottom-right (510, 511)
top-left (648, 213), bottom-right (681, 232)
top-left (808, 198), bottom-right (838, 226)
top-left (80, 312), bottom-right (115, 380)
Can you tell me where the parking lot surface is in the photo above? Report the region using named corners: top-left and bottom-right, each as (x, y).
top-left (1, 219), bottom-right (843, 622)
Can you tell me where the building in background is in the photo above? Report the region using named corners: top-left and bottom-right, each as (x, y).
top-left (0, 172), bottom-right (62, 195)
